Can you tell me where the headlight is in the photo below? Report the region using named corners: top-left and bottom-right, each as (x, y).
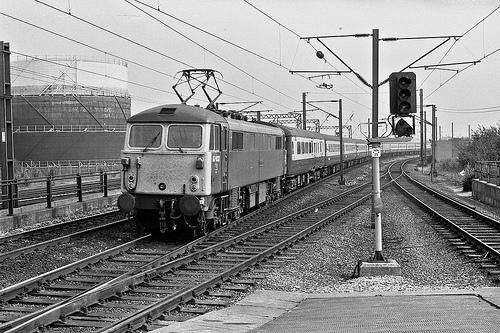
top-left (127, 175), bottom-right (135, 190)
top-left (190, 175), bottom-right (199, 192)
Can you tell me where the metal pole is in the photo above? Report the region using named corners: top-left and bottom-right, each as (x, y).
top-left (451, 122), bottom-right (454, 139)
top-left (371, 29), bottom-right (384, 261)
top-left (423, 111), bottom-right (427, 165)
top-left (372, 31), bottom-right (379, 139)
top-left (302, 92), bottom-right (307, 130)
top-left (431, 105), bottom-right (436, 181)
top-left (468, 124), bottom-right (470, 140)
top-left (367, 118), bottom-right (371, 138)
top-left (339, 99), bottom-right (345, 185)
top-left (433, 111), bottom-right (437, 177)
top-left (439, 125), bottom-right (441, 140)
top-left (419, 89), bottom-right (424, 169)
top-left (257, 111), bottom-right (261, 122)
top-left (0, 42), bottom-right (15, 209)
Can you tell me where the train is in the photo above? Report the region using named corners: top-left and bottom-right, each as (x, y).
top-left (117, 103), bottom-right (421, 237)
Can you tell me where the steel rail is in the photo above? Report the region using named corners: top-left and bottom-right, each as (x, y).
top-left (0, 211), bottom-right (121, 244)
top-left (391, 161), bottom-right (500, 263)
top-left (6, 160), bottom-right (401, 332)
top-left (0, 214), bottom-right (130, 260)
top-left (99, 162), bottom-right (401, 333)
top-left (0, 154), bottom-right (375, 330)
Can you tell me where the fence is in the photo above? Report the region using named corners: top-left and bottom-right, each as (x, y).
top-left (19, 160), bottom-right (121, 178)
top-left (0, 170), bottom-right (121, 216)
top-left (474, 161), bottom-right (500, 186)
top-left (14, 125), bottom-right (126, 132)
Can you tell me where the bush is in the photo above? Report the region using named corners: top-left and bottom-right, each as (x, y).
top-left (457, 125), bottom-right (500, 168)
top-left (438, 159), bottom-right (461, 172)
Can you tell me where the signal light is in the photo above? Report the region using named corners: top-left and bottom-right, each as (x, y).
top-left (389, 72), bottom-right (416, 115)
top-left (394, 118), bottom-right (414, 137)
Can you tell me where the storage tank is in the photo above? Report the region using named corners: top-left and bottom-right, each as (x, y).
top-left (11, 55), bottom-right (131, 172)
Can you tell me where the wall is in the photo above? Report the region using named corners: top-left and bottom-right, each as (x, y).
top-left (472, 179), bottom-right (500, 208)
top-left (14, 132), bottom-right (125, 161)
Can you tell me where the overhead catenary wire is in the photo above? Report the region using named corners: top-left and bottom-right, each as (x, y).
top-left (11, 67), bottom-right (165, 105)
top-left (0, 12), bottom-right (175, 79)
top-left (124, 0), bottom-right (300, 104)
top-left (242, 0), bottom-right (372, 110)
top-left (131, 0), bottom-right (289, 70)
top-left (422, 3), bottom-right (500, 98)
top-left (425, 47), bottom-right (500, 99)
top-left (33, 0), bottom-right (299, 113)
top-left (439, 104), bottom-right (500, 111)
top-left (11, 51), bottom-right (178, 95)
top-left (131, 0), bottom-right (371, 110)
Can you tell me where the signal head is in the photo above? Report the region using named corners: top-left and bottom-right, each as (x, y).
top-left (394, 118), bottom-right (414, 137)
top-left (389, 72), bottom-right (416, 116)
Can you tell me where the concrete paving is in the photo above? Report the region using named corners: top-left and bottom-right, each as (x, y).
top-left (154, 288), bottom-right (500, 333)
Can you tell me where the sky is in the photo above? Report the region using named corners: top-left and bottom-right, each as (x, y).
top-left (2, 0), bottom-right (500, 139)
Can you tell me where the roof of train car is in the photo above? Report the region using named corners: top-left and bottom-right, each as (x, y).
top-left (275, 124), bottom-right (368, 144)
top-left (127, 104), bottom-right (284, 135)
top-left (128, 104), bottom-right (226, 123)
top-left (226, 117), bottom-right (284, 135)
top-left (275, 125), bottom-right (326, 139)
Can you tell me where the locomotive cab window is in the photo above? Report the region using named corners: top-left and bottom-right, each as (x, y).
top-left (129, 124), bottom-right (162, 149)
top-left (167, 125), bottom-right (202, 148)
top-left (209, 124), bottom-right (221, 150)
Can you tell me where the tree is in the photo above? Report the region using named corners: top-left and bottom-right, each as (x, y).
top-left (457, 125), bottom-right (500, 167)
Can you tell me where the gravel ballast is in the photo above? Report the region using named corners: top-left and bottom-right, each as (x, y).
top-left (255, 185), bottom-right (497, 293)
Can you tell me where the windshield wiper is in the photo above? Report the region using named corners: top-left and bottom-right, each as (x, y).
top-left (142, 132), bottom-right (161, 152)
top-left (178, 147), bottom-right (185, 153)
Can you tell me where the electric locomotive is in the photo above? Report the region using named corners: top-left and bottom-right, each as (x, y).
top-left (117, 103), bottom-right (285, 236)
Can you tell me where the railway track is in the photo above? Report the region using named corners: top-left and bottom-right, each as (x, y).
top-left (0, 211), bottom-right (130, 260)
top-left (0, 160), bottom-right (402, 332)
top-left (0, 157), bottom-right (368, 332)
top-left (390, 161), bottom-right (500, 279)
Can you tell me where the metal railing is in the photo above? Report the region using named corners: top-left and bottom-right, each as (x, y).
top-left (19, 159), bottom-right (121, 177)
top-left (0, 171), bottom-right (122, 216)
top-left (475, 161), bottom-right (500, 185)
top-left (14, 124), bottom-right (126, 132)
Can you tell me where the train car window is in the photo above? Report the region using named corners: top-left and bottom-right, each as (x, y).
top-left (167, 125), bottom-right (202, 148)
top-left (209, 124), bottom-right (221, 150)
top-left (129, 125), bottom-right (162, 148)
top-left (231, 132), bottom-right (243, 150)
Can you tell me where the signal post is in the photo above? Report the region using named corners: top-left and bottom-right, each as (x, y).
top-left (355, 29), bottom-right (413, 277)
